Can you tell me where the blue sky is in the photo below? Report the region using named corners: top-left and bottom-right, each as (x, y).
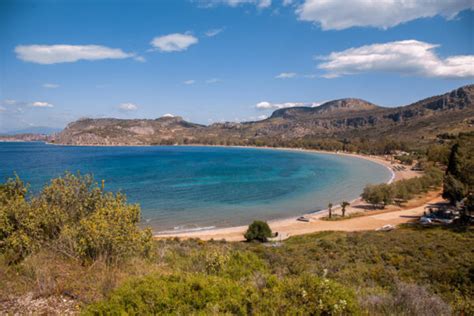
top-left (0, 0), bottom-right (473, 132)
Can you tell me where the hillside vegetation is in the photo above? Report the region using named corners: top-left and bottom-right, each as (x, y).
top-left (1, 172), bottom-right (473, 315)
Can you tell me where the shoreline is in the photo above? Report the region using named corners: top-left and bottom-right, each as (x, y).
top-left (3, 141), bottom-right (416, 238)
top-left (153, 145), bottom-right (416, 239)
top-left (155, 192), bottom-right (441, 242)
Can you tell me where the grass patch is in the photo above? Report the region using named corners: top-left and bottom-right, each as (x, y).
top-left (1, 226), bottom-right (472, 314)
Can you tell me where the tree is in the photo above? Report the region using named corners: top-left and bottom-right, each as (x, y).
top-left (244, 221), bottom-right (272, 242)
top-left (393, 182), bottom-right (410, 204)
top-left (426, 144), bottom-right (450, 165)
top-left (362, 185), bottom-right (384, 209)
top-left (328, 203), bottom-right (333, 219)
top-left (443, 136), bottom-right (474, 206)
top-left (446, 143), bottom-right (461, 178)
top-left (379, 184), bottom-right (394, 206)
top-left (341, 201), bottom-right (350, 217)
top-left (442, 174), bottom-right (466, 205)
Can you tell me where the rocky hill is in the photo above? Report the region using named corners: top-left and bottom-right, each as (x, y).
top-left (52, 85), bottom-right (474, 147)
top-left (270, 98), bottom-right (380, 119)
top-left (54, 116), bottom-right (206, 145)
top-left (0, 133), bottom-right (50, 142)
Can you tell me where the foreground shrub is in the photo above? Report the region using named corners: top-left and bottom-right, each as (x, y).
top-left (0, 173), bottom-right (152, 264)
top-left (362, 282), bottom-right (451, 316)
top-left (84, 273), bottom-right (359, 315)
top-left (244, 220), bottom-right (272, 242)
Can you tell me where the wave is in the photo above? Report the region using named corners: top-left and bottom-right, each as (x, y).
top-left (157, 225), bottom-right (217, 235)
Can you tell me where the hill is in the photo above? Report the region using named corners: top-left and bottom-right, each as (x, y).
top-left (0, 133), bottom-right (50, 142)
top-left (52, 85), bottom-right (474, 150)
top-left (1, 127), bottom-right (62, 135)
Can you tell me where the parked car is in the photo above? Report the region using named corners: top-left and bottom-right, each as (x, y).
top-left (419, 217), bottom-right (433, 225)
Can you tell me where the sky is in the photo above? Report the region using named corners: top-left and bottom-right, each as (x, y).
top-left (0, 0), bottom-right (473, 132)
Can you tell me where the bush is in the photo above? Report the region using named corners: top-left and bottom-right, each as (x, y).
top-left (84, 273), bottom-right (359, 315)
top-left (395, 155), bottom-right (414, 165)
top-left (0, 173), bottom-right (152, 265)
top-left (244, 220), bottom-right (272, 242)
top-left (362, 282), bottom-right (451, 316)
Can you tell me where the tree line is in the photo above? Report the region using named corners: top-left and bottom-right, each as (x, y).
top-left (360, 132), bottom-right (473, 216)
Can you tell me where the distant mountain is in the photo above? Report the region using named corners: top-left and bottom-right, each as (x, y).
top-left (270, 98), bottom-right (380, 119)
top-left (0, 133), bottom-right (50, 142)
top-left (52, 85), bottom-right (474, 149)
top-left (54, 116), bottom-right (205, 145)
top-left (2, 127), bottom-right (63, 136)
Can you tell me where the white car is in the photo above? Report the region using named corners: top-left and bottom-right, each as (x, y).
top-left (419, 217), bottom-right (432, 225)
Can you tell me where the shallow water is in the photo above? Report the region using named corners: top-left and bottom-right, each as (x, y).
top-left (0, 142), bottom-right (391, 233)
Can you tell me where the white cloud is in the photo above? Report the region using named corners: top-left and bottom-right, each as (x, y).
top-left (206, 78), bottom-right (221, 84)
top-left (162, 113), bottom-right (175, 117)
top-left (3, 99), bottom-right (18, 105)
top-left (184, 79), bottom-right (196, 85)
top-left (318, 40), bottom-right (474, 79)
top-left (134, 56), bottom-right (146, 62)
top-left (247, 114), bottom-right (268, 121)
top-left (118, 103), bottom-right (138, 111)
top-left (150, 33), bottom-right (198, 52)
top-left (15, 44), bottom-right (136, 64)
top-left (256, 101), bottom-right (320, 110)
top-left (31, 101), bottom-right (53, 108)
top-left (257, 0), bottom-right (271, 8)
top-left (205, 28), bottom-right (224, 37)
top-left (296, 0), bottom-right (473, 30)
top-left (42, 83), bottom-right (59, 89)
top-left (256, 101), bottom-right (274, 109)
top-left (0, 106), bottom-right (6, 112)
top-left (197, 0), bottom-right (271, 8)
top-left (282, 0), bottom-right (293, 6)
top-left (275, 72), bottom-right (297, 79)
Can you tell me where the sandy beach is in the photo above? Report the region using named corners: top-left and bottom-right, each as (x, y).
top-left (155, 148), bottom-right (427, 241)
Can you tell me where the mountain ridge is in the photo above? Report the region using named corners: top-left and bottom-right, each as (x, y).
top-left (270, 98), bottom-right (381, 119)
top-left (51, 84), bottom-right (474, 148)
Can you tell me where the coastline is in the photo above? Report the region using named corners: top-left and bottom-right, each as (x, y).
top-left (4, 141), bottom-right (418, 238)
top-left (154, 145), bottom-right (419, 240)
top-left (156, 191), bottom-right (441, 242)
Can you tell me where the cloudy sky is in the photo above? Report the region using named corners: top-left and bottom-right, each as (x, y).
top-left (0, 0), bottom-right (473, 132)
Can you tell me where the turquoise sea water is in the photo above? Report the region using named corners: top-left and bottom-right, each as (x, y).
top-left (0, 142), bottom-right (391, 233)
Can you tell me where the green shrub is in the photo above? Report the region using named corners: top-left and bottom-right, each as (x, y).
top-left (395, 155), bottom-right (414, 165)
top-left (84, 273), bottom-right (359, 315)
top-left (244, 220), bottom-right (272, 242)
top-left (362, 282), bottom-right (451, 316)
top-left (0, 173), bottom-right (152, 264)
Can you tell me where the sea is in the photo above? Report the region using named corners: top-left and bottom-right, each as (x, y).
top-left (0, 142), bottom-right (392, 233)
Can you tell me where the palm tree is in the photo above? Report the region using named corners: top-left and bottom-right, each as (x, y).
top-left (341, 201), bottom-right (350, 217)
top-left (328, 203), bottom-right (333, 219)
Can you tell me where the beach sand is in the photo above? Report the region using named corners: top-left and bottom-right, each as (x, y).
top-left (155, 148), bottom-right (429, 241)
